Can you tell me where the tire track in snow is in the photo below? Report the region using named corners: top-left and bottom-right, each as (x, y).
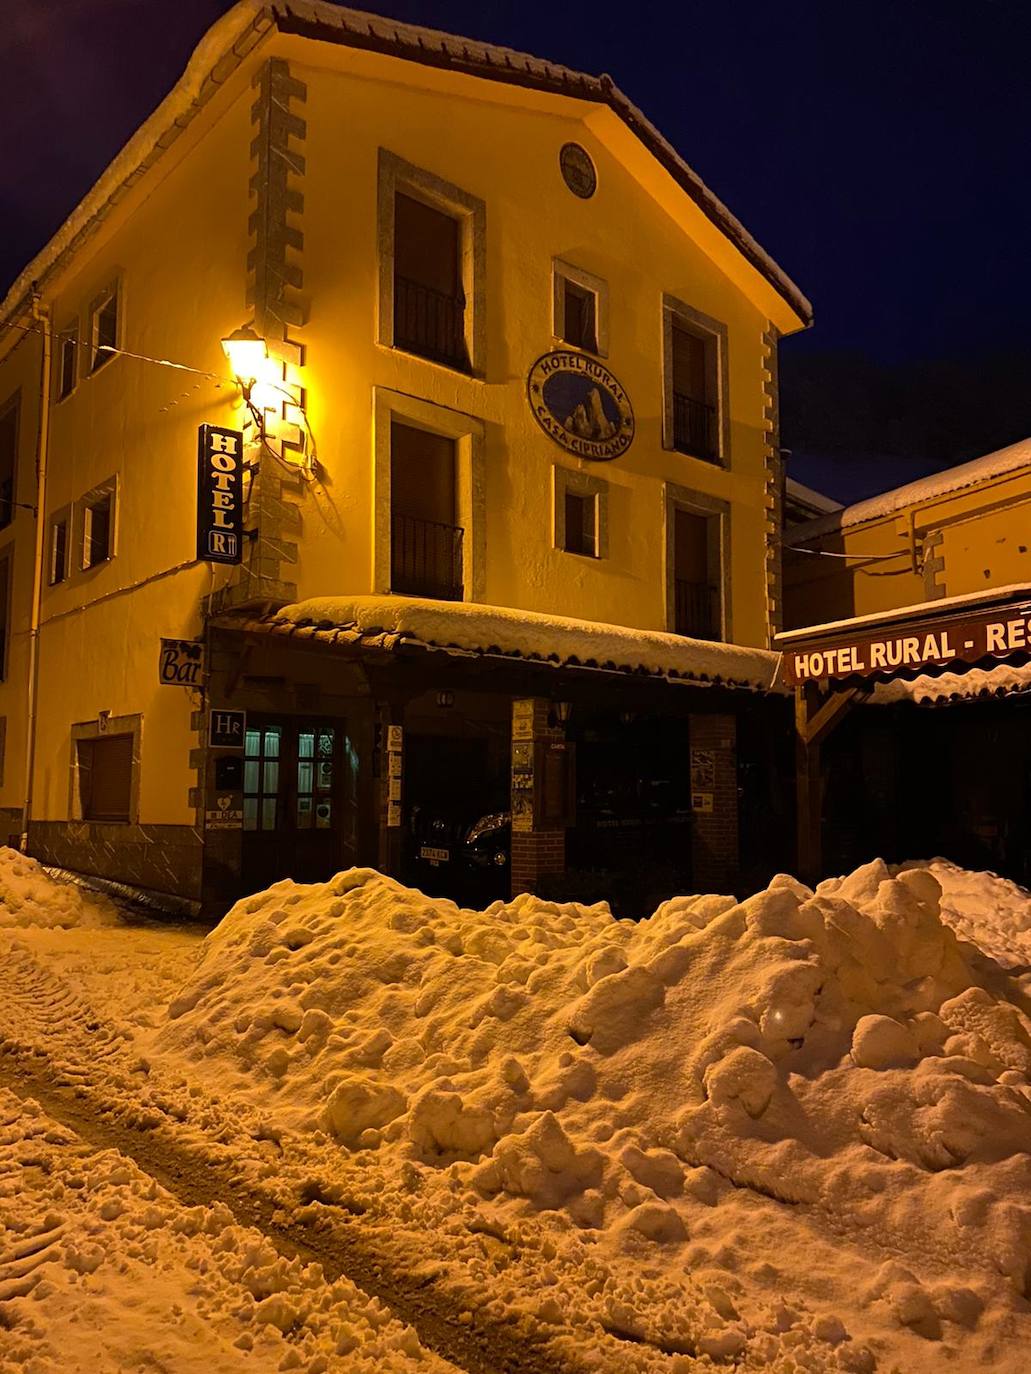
top-left (0, 945), bottom-right (605, 1374)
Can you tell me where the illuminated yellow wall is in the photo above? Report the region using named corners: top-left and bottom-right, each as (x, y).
top-left (5, 23), bottom-right (804, 830)
top-left (784, 461), bottom-right (1031, 630)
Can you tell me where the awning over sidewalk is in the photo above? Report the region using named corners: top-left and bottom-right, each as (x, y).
top-left (217, 594), bottom-right (781, 693)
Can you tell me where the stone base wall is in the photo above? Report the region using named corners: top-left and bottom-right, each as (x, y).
top-left (28, 821), bottom-right (203, 903)
top-left (689, 713), bottom-right (739, 893)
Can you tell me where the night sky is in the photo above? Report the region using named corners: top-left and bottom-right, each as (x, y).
top-left (3, 0), bottom-right (1029, 502)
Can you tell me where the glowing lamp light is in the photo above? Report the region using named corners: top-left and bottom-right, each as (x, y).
top-left (220, 326), bottom-right (268, 389)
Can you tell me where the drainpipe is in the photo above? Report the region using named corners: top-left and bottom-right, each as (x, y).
top-left (21, 291), bottom-right (51, 851)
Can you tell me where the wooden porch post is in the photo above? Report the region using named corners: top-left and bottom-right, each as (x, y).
top-left (794, 683), bottom-right (862, 884)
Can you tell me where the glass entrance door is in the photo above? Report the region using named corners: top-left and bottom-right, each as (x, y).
top-left (241, 717), bottom-right (344, 891)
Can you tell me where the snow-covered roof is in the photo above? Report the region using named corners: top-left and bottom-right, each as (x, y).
top-left (784, 478), bottom-right (842, 519)
top-left (872, 660), bottom-right (1031, 708)
top-left (0, 0), bottom-right (811, 330)
top-left (222, 595), bottom-right (782, 692)
top-left (789, 436), bottom-right (1031, 542)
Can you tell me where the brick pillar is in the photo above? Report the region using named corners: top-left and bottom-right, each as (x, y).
top-left (376, 702), bottom-right (405, 878)
top-left (689, 713), bottom-right (739, 893)
top-left (510, 698), bottom-right (567, 897)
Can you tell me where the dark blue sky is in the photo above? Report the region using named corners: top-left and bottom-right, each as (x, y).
top-left (2, 1), bottom-right (1029, 500)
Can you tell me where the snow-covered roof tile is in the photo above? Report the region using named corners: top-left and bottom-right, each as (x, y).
top-left (221, 595), bottom-right (782, 692)
top-left (790, 436), bottom-right (1031, 542)
top-left (872, 660), bottom-right (1031, 708)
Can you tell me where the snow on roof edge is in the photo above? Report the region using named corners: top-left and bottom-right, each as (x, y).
top-left (233, 594), bottom-right (783, 692)
top-left (776, 581), bottom-right (1031, 643)
top-left (872, 660), bottom-right (1031, 708)
top-left (789, 436), bottom-right (1031, 543)
top-left (1, 0), bottom-right (811, 331)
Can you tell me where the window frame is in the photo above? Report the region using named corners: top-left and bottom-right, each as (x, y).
top-left (55, 320), bottom-right (79, 401)
top-left (663, 481), bottom-right (731, 641)
top-left (0, 391), bottom-right (19, 533)
top-left (0, 546), bottom-right (11, 683)
top-left (377, 149), bottom-right (486, 377)
top-left (88, 282), bottom-right (121, 375)
top-left (76, 476), bottom-right (118, 573)
top-left (553, 465), bottom-right (609, 560)
top-left (70, 713), bottom-right (141, 826)
top-left (552, 259), bottom-right (609, 357)
top-left (661, 295), bottom-right (729, 467)
top-left (48, 504), bottom-right (71, 586)
top-left (373, 387), bottom-right (485, 602)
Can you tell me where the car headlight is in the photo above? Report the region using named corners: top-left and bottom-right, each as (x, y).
top-left (467, 812), bottom-right (510, 846)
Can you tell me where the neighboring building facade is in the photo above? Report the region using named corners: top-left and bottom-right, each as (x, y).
top-left (781, 437), bottom-right (1031, 885)
top-left (0, 2), bottom-right (810, 914)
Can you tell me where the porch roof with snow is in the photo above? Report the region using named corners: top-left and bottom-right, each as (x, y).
top-left (216, 595), bottom-right (782, 693)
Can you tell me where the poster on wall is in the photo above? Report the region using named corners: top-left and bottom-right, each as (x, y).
top-left (197, 424), bottom-right (244, 565)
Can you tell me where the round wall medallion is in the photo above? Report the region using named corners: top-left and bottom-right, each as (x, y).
top-left (559, 142), bottom-right (597, 199)
top-left (527, 350), bottom-right (634, 462)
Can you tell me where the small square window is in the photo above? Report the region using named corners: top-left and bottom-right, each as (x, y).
top-left (58, 331), bottom-right (77, 399)
top-left (82, 491), bottom-right (113, 569)
top-left (91, 291), bottom-right (118, 372)
top-left (561, 279), bottom-right (598, 353)
top-left (553, 261), bottom-right (608, 357)
top-left (563, 490), bottom-right (598, 557)
top-left (50, 517), bottom-right (69, 585)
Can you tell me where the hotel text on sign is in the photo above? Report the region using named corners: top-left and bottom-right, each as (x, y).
top-left (782, 602), bottom-right (1031, 686)
top-left (197, 424), bottom-right (244, 564)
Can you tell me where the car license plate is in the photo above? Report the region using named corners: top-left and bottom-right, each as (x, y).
top-left (420, 846), bottom-right (449, 865)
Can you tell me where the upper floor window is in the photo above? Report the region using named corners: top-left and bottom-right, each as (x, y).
top-left (553, 260), bottom-right (608, 356)
top-left (79, 479), bottom-right (116, 570)
top-left (49, 512), bottom-right (69, 586)
top-left (378, 151), bottom-right (486, 376)
top-left (0, 552), bottom-right (10, 681)
top-left (662, 296), bottom-right (727, 466)
top-left (553, 465), bottom-right (608, 560)
top-left (57, 324), bottom-right (77, 400)
top-left (0, 396), bottom-right (17, 531)
top-left (90, 287), bottom-right (118, 373)
top-left (664, 482), bottom-right (730, 642)
top-left (390, 419), bottom-right (463, 601)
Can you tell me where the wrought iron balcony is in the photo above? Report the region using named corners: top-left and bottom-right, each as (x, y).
top-left (391, 512), bottom-right (464, 601)
top-left (394, 275), bottom-right (468, 370)
top-left (674, 577), bottom-right (721, 640)
top-left (672, 391), bottom-right (718, 462)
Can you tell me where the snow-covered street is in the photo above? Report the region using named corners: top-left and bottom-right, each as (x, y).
top-left (3, 848), bottom-right (1031, 1372)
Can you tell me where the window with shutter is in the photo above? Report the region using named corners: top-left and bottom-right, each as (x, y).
top-left (77, 735), bottom-right (133, 822)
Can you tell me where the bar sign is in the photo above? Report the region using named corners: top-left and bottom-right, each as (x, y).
top-left (197, 424), bottom-right (244, 564)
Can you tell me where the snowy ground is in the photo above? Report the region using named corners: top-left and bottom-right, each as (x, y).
top-left (2, 848), bottom-right (1031, 1371)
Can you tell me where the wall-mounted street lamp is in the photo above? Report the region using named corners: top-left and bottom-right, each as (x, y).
top-left (221, 325), bottom-right (270, 435)
top-left (221, 324), bottom-right (318, 481)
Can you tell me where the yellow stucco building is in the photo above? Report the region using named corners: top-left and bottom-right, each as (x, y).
top-left (0, 1), bottom-right (809, 913)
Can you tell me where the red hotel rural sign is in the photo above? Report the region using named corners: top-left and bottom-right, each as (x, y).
top-left (781, 600), bottom-right (1031, 686)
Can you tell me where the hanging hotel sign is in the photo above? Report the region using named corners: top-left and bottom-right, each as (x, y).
top-left (209, 709), bottom-right (246, 748)
top-left (159, 638), bottom-right (205, 687)
top-left (780, 599), bottom-right (1031, 687)
top-left (527, 351), bottom-right (634, 461)
top-left (196, 424), bottom-right (244, 564)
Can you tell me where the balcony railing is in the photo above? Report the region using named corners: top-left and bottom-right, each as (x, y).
top-left (392, 513), bottom-right (464, 601)
top-left (394, 275), bottom-right (468, 370)
top-left (672, 391), bottom-right (718, 462)
top-left (674, 578), bottom-right (721, 641)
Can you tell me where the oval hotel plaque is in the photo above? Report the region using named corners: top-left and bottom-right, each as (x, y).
top-left (527, 350), bottom-right (634, 462)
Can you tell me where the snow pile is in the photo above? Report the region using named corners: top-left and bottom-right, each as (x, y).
top-left (0, 847), bottom-right (117, 930)
top-left (157, 860), bottom-right (1031, 1365)
top-left (900, 858), bottom-right (1031, 968)
top-left (0, 1089), bottom-right (442, 1373)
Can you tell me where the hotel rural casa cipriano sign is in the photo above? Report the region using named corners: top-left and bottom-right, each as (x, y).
top-left (197, 424), bottom-right (244, 564)
top-left (781, 599), bottom-right (1031, 686)
top-left (527, 351), bottom-right (634, 461)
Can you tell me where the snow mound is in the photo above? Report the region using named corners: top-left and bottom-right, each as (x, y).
top-left (0, 847), bottom-right (118, 929)
top-left (159, 859), bottom-right (1031, 1365)
top-left (900, 858), bottom-right (1031, 968)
